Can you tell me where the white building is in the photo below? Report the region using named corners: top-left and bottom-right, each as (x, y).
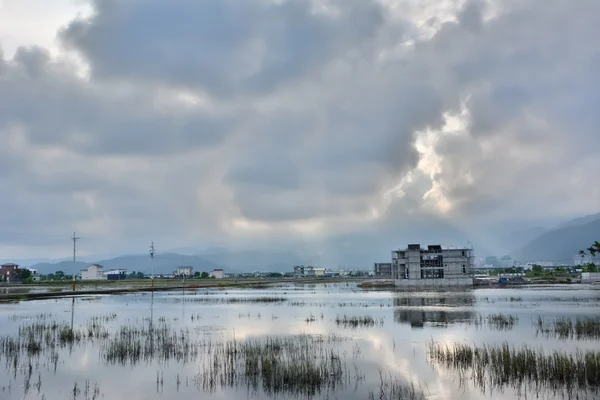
top-left (582, 272), bottom-right (600, 283)
top-left (175, 266), bottom-right (193, 277)
top-left (392, 244), bottom-right (474, 287)
top-left (81, 264), bottom-right (106, 280)
top-left (210, 269), bottom-right (224, 279)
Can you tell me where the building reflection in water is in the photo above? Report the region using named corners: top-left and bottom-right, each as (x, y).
top-left (393, 292), bottom-right (476, 328)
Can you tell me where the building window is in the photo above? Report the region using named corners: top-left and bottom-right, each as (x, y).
top-left (421, 269), bottom-right (444, 279)
top-left (405, 268), bottom-right (409, 279)
top-left (462, 251), bottom-right (465, 256)
top-left (462, 265), bottom-right (466, 274)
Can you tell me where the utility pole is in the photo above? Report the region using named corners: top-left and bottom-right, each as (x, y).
top-left (71, 232), bottom-right (80, 291)
top-left (150, 241), bottom-right (155, 289)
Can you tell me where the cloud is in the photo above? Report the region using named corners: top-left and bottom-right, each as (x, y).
top-left (0, 0), bottom-right (599, 261)
top-left (59, 0), bottom-right (386, 97)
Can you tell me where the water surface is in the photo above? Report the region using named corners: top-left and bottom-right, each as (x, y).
top-left (1, 283), bottom-right (599, 399)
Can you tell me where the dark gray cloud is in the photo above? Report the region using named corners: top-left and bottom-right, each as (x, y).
top-left (60, 0), bottom-right (386, 97)
top-left (0, 46), bottom-right (234, 155)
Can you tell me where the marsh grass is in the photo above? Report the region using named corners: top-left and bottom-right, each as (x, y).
top-left (1, 316), bottom-right (356, 397)
top-left (169, 296), bottom-right (287, 304)
top-left (535, 316), bottom-right (600, 340)
top-left (195, 335), bottom-right (346, 396)
top-left (476, 313), bottom-right (518, 330)
top-left (427, 340), bottom-right (600, 396)
top-left (368, 373), bottom-right (426, 400)
top-left (335, 315), bottom-right (383, 328)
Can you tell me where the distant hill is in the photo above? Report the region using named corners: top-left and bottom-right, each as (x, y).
top-left (497, 227), bottom-right (548, 256)
top-left (512, 218), bottom-right (600, 262)
top-left (27, 260), bottom-right (89, 275)
top-left (198, 250), bottom-right (315, 272)
top-left (28, 253), bottom-right (224, 275)
top-left (555, 212), bottom-right (600, 230)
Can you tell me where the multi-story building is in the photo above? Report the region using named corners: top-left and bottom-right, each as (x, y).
top-left (0, 263), bottom-right (20, 282)
top-left (373, 263), bottom-right (393, 278)
top-left (292, 265), bottom-right (316, 278)
top-left (392, 244), bottom-right (474, 287)
top-left (80, 264), bottom-right (106, 280)
top-left (175, 266), bottom-right (193, 277)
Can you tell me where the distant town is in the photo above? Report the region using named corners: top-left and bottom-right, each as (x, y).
top-left (1, 242), bottom-right (598, 287)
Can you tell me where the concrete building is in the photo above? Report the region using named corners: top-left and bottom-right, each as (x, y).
top-left (80, 264), bottom-right (106, 280)
top-left (392, 244), bottom-right (474, 287)
top-left (175, 266), bottom-right (193, 277)
top-left (210, 269), bottom-right (224, 279)
top-left (582, 272), bottom-right (600, 283)
top-left (374, 263), bottom-right (393, 278)
top-left (0, 263), bottom-right (20, 282)
top-left (292, 265), bottom-right (316, 277)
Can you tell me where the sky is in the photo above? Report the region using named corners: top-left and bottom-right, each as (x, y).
top-left (0, 0), bottom-right (599, 263)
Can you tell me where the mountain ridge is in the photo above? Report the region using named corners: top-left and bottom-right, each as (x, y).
top-left (512, 217), bottom-right (600, 262)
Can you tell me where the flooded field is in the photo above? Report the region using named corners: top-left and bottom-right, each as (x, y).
top-left (1, 283), bottom-right (599, 399)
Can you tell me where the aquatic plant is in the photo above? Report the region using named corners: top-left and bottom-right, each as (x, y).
top-left (427, 340), bottom-right (600, 396)
top-left (335, 315), bottom-right (383, 328)
top-left (535, 316), bottom-right (600, 340)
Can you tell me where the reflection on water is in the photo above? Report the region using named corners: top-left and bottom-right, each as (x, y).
top-left (393, 292), bottom-right (476, 327)
top-left (0, 284), bottom-right (599, 400)
top-left (394, 309), bottom-right (475, 327)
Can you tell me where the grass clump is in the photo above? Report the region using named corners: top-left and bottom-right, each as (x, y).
top-left (535, 316), bottom-right (600, 340)
top-left (335, 315), bottom-right (383, 328)
top-left (427, 340), bottom-right (600, 396)
top-left (487, 313), bottom-right (518, 329)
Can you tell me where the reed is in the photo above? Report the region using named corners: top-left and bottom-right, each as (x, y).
top-left (427, 340), bottom-right (600, 396)
top-left (335, 315), bottom-right (383, 328)
top-left (535, 316), bottom-right (600, 339)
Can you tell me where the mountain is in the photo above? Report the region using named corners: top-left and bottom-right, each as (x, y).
top-left (98, 253), bottom-right (222, 274)
top-left (198, 249), bottom-right (315, 272)
top-left (512, 218), bottom-right (600, 262)
top-left (27, 261), bottom-right (89, 275)
top-left (497, 227), bottom-right (548, 255)
top-left (28, 253), bottom-right (223, 275)
top-left (555, 212), bottom-right (600, 230)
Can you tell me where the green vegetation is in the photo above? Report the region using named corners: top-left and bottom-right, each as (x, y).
top-left (579, 241), bottom-right (600, 272)
top-left (369, 374), bottom-right (425, 400)
top-left (334, 315), bottom-right (383, 328)
top-left (428, 341), bottom-right (600, 396)
top-left (487, 313), bottom-right (518, 329)
top-left (535, 316), bottom-right (600, 340)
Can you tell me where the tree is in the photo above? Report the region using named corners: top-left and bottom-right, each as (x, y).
top-left (531, 265), bottom-right (543, 275)
top-left (584, 263), bottom-right (598, 273)
top-left (200, 272), bottom-right (209, 279)
top-left (193, 271), bottom-right (201, 278)
top-left (55, 271), bottom-right (65, 279)
top-left (18, 269), bottom-right (32, 283)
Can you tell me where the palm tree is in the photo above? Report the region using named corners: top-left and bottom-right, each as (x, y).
top-left (588, 246), bottom-right (597, 257)
top-left (579, 250), bottom-right (586, 265)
